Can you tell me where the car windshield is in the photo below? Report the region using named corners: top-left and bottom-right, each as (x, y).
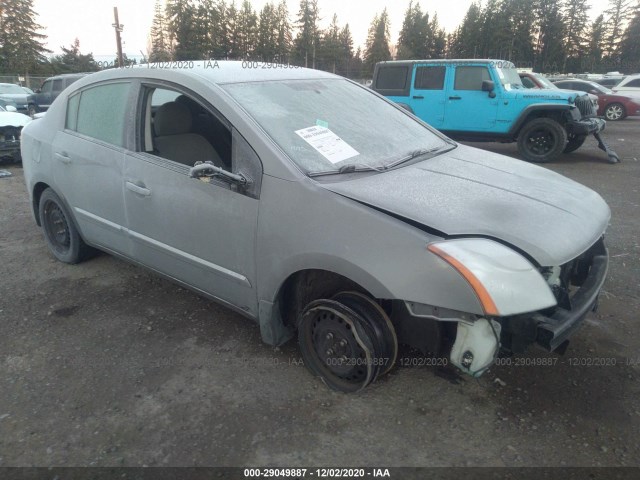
top-left (222, 78), bottom-right (450, 175)
top-left (497, 66), bottom-right (524, 89)
top-left (0, 84), bottom-right (26, 95)
top-left (534, 74), bottom-right (558, 89)
top-left (589, 82), bottom-right (613, 94)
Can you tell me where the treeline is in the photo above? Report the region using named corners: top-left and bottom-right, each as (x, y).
top-left (1, 0), bottom-right (640, 78)
top-left (450, 0), bottom-right (640, 73)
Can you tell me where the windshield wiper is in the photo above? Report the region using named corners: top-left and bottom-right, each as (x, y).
top-left (384, 147), bottom-right (442, 169)
top-left (308, 162), bottom-right (387, 177)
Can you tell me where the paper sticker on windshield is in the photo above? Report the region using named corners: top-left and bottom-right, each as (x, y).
top-left (295, 126), bottom-right (359, 164)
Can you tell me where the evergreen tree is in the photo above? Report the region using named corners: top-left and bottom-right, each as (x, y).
top-left (604, 0), bottom-right (634, 57)
top-left (562, 0), bottom-right (590, 72)
top-left (293, 0), bottom-right (320, 67)
top-left (429, 13), bottom-right (446, 58)
top-left (449, 3), bottom-right (482, 57)
top-left (165, 0), bottom-right (202, 60)
top-left (397, 1), bottom-right (429, 60)
top-left (50, 38), bottom-right (99, 73)
top-left (149, 0), bottom-right (172, 62)
top-left (236, 0), bottom-right (258, 59)
top-left (586, 14), bottom-right (607, 71)
top-left (320, 14), bottom-right (342, 72)
top-left (227, 1), bottom-right (241, 59)
top-left (0, 0), bottom-right (50, 73)
top-left (619, 5), bottom-right (640, 70)
top-left (256, 3), bottom-right (278, 61)
top-left (363, 9), bottom-right (391, 76)
top-left (535, 0), bottom-right (566, 72)
top-left (339, 24), bottom-right (355, 76)
top-left (274, 0), bottom-right (292, 62)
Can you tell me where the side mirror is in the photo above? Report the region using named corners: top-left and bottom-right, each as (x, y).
top-left (6, 105), bottom-right (17, 112)
top-left (482, 80), bottom-right (496, 98)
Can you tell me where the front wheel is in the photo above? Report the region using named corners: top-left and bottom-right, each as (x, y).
top-left (517, 117), bottom-right (568, 163)
top-left (39, 188), bottom-right (93, 264)
top-left (298, 293), bottom-right (397, 393)
top-left (604, 103), bottom-right (626, 121)
top-left (563, 133), bottom-right (587, 154)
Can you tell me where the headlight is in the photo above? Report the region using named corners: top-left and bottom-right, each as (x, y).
top-left (428, 239), bottom-right (557, 316)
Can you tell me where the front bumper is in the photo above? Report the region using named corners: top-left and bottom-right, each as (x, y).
top-left (567, 117), bottom-right (606, 136)
top-left (535, 243), bottom-right (608, 351)
top-left (500, 239), bottom-right (609, 354)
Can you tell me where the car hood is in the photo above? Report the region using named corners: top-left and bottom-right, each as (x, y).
top-left (0, 111), bottom-right (31, 127)
top-left (0, 93), bottom-right (29, 103)
top-left (321, 145), bottom-right (610, 266)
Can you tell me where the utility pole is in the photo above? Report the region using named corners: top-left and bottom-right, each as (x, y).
top-left (112, 7), bottom-right (124, 67)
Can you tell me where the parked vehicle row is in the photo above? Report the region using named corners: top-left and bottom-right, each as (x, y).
top-left (553, 79), bottom-right (640, 121)
top-left (21, 61), bottom-right (611, 392)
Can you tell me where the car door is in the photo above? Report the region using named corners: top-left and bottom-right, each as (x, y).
top-left (123, 83), bottom-right (261, 316)
top-left (410, 65), bottom-right (447, 128)
top-left (35, 80), bottom-right (53, 110)
top-left (51, 81), bottom-right (134, 256)
top-left (444, 65), bottom-right (498, 131)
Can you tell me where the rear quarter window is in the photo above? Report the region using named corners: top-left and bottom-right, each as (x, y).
top-left (66, 82), bottom-right (130, 147)
top-left (374, 66), bottom-right (410, 97)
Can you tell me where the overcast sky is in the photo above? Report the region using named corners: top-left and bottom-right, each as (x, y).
top-left (33, 0), bottom-right (611, 58)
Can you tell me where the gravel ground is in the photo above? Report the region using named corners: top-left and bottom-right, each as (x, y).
top-left (0, 119), bottom-right (639, 469)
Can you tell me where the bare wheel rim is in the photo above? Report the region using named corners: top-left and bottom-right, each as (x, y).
top-left (299, 300), bottom-right (376, 392)
top-left (606, 104), bottom-right (623, 120)
top-left (526, 127), bottom-right (557, 156)
top-left (43, 200), bottom-right (71, 254)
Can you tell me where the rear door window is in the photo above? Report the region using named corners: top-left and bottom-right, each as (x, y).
top-left (415, 66), bottom-right (446, 90)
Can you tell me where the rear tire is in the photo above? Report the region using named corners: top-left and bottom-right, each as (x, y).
top-left (517, 117), bottom-right (568, 163)
top-left (39, 188), bottom-right (93, 264)
top-left (604, 103), bottom-right (626, 121)
top-left (563, 133), bottom-right (587, 154)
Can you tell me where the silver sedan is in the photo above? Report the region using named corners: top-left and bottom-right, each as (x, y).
top-left (20, 62), bottom-right (610, 392)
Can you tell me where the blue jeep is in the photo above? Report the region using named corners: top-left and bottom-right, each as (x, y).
top-left (372, 60), bottom-right (618, 163)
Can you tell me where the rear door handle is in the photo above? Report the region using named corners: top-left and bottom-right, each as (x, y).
top-left (412, 95), bottom-right (425, 99)
top-left (55, 151), bottom-right (71, 164)
top-left (449, 96), bottom-right (462, 100)
top-left (125, 181), bottom-right (151, 197)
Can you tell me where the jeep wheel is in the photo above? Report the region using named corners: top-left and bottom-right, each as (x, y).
top-left (517, 118), bottom-right (568, 163)
top-left (604, 103), bottom-right (626, 121)
top-left (563, 133), bottom-right (587, 154)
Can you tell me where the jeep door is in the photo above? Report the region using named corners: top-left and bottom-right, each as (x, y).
top-left (122, 82), bottom-right (260, 316)
top-left (444, 65), bottom-right (498, 131)
top-left (51, 81), bottom-right (133, 255)
top-left (410, 65), bottom-right (447, 128)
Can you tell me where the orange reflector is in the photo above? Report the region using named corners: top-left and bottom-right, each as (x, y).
top-left (428, 244), bottom-right (499, 316)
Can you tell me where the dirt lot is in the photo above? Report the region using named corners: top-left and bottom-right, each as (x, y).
top-left (0, 119), bottom-right (639, 469)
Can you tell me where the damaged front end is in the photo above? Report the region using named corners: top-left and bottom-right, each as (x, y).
top-left (392, 237), bottom-right (609, 378)
top-left (0, 125), bottom-right (23, 162)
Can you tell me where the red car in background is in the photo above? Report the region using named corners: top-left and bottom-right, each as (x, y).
top-left (554, 79), bottom-right (640, 121)
top-left (519, 72), bottom-right (600, 109)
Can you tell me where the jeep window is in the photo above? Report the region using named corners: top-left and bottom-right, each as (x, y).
top-left (52, 79), bottom-right (64, 92)
top-left (415, 66), bottom-right (445, 90)
top-left (376, 66), bottom-right (408, 90)
top-left (453, 66), bottom-right (491, 90)
top-left (495, 66), bottom-right (523, 88)
top-left (222, 79), bottom-right (449, 174)
top-left (67, 82), bottom-right (130, 147)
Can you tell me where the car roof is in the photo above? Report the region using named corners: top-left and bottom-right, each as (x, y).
top-left (68, 61), bottom-right (337, 87)
top-left (377, 59), bottom-right (515, 67)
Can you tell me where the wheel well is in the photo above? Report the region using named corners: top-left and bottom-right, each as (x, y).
top-left (32, 182), bottom-right (50, 226)
top-left (277, 269), bottom-right (373, 330)
top-left (516, 110), bottom-right (566, 137)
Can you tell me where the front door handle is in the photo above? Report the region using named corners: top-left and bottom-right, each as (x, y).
top-left (55, 151), bottom-right (71, 164)
top-left (449, 96), bottom-right (462, 100)
top-left (413, 95), bottom-right (425, 99)
top-left (125, 181), bottom-right (151, 197)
